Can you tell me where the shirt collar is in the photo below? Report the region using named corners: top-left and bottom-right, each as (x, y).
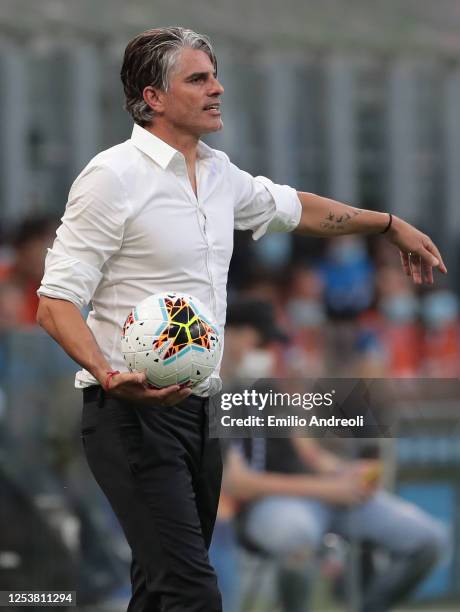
top-left (197, 140), bottom-right (214, 161)
top-left (131, 123), bottom-right (214, 169)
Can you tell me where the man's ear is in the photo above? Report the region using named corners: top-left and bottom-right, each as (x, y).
top-left (143, 86), bottom-right (165, 114)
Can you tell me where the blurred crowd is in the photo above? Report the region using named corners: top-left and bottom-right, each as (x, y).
top-left (211, 231), bottom-right (458, 611)
top-left (223, 231), bottom-right (460, 383)
top-left (0, 216), bottom-right (458, 611)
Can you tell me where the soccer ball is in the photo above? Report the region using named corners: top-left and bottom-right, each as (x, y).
top-left (121, 292), bottom-right (221, 389)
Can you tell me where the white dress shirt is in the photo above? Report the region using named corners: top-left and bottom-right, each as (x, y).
top-left (38, 124), bottom-right (302, 395)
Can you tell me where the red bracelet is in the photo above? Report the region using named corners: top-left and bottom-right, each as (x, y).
top-left (104, 370), bottom-right (120, 391)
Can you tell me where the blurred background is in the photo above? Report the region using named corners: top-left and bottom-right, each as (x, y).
top-left (0, 1), bottom-right (460, 610)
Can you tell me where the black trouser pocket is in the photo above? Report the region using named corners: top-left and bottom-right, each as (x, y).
top-left (119, 418), bottom-right (144, 473)
top-left (81, 386), bottom-right (144, 474)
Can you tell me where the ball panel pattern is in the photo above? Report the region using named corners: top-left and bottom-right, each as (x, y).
top-left (121, 292), bottom-right (221, 389)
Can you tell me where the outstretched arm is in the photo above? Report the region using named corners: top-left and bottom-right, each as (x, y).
top-left (294, 191), bottom-right (447, 285)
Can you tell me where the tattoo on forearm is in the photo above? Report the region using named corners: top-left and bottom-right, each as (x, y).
top-left (320, 209), bottom-right (361, 232)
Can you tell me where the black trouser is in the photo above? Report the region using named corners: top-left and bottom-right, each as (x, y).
top-left (81, 386), bottom-right (223, 612)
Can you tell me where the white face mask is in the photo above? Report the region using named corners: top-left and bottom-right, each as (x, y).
top-left (235, 349), bottom-right (275, 379)
top-left (287, 299), bottom-right (326, 328)
top-left (421, 291), bottom-right (459, 329)
top-left (380, 294), bottom-right (418, 323)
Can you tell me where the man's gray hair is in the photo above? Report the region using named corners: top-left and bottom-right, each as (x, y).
top-left (121, 27), bottom-right (217, 126)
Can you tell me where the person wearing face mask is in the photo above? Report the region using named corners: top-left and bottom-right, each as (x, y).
top-left (375, 266), bottom-right (422, 376)
top-left (421, 289), bottom-right (460, 376)
top-left (286, 265), bottom-right (326, 329)
top-left (319, 236), bottom-right (375, 319)
top-left (210, 299), bottom-right (288, 612)
top-left (221, 299), bottom-right (288, 382)
top-left (284, 265), bottom-right (327, 377)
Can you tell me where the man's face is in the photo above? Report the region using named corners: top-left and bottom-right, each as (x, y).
top-left (154, 47), bottom-right (224, 137)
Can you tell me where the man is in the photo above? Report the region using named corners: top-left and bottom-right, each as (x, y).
top-left (36, 27), bottom-right (446, 612)
top-left (219, 301), bottom-right (447, 612)
top-left (225, 437), bottom-right (447, 612)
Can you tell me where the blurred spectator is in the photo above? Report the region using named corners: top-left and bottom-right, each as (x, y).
top-left (226, 437), bottom-right (448, 612)
top-left (283, 264), bottom-right (326, 377)
top-left (420, 289), bottom-right (460, 376)
top-left (351, 325), bottom-right (388, 377)
top-left (211, 299), bottom-right (289, 612)
top-left (318, 236), bottom-right (375, 319)
top-left (221, 299), bottom-right (288, 381)
top-left (375, 265), bottom-right (422, 376)
top-left (285, 264), bottom-right (326, 329)
top-left (0, 216), bottom-right (57, 327)
top-left (238, 267), bottom-right (283, 305)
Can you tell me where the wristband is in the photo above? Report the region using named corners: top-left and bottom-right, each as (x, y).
top-left (104, 370), bottom-right (120, 391)
top-left (381, 213), bottom-right (393, 234)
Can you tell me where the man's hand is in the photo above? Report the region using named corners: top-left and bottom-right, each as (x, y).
top-left (386, 216), bottom-right (447, 284)
top-left (294, 194), bottom-right (447, 286)
top-left (107, 371), bottom-right (192, 406)
top-left (347, 459), bottom-right (383, 489)
top-left (319, 471), bottom-right (375, 506)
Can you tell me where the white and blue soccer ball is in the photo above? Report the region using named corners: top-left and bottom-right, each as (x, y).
top-left (121, 292), bottom-right (221, 389)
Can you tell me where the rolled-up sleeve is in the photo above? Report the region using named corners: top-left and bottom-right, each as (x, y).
top-left (229, 160), bottom-right (302, 240)
top-left (38, 164), bottom-right (131, 309)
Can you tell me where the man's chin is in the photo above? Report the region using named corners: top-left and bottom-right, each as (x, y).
top-left (202, 119), bottom-right (224, 134)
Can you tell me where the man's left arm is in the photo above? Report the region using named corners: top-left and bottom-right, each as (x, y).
top-left (295, 191), bottom-right (447, 284)
top-left (292, 438), bottom-right (382, 494)
top-left (291, 437), bottom-right (345, 474)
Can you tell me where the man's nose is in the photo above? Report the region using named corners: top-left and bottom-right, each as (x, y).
top-left (209, 76), bottom-right (224, 95)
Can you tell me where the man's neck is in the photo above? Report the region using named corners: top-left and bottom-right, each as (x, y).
top-left (145, 124), bottom-right (199, 167)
